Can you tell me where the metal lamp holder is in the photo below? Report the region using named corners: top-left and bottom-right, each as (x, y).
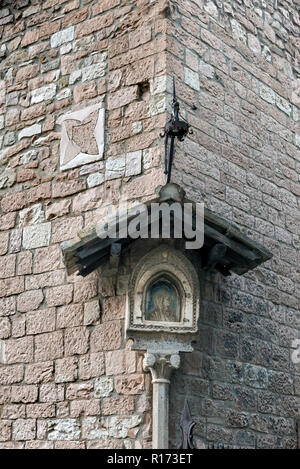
top-left (161, 78), bottom-right (193, 183)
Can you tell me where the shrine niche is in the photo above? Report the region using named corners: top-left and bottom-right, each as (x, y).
top-left (126, 245), bottom-right (200, 335)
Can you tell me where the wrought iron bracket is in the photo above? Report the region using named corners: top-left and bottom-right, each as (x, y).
top-left (178, 399), bottom-right (196, 449)
top-left (161, 78), bottom-right (192, 184)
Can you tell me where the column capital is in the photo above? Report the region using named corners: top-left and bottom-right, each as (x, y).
top-left (143, 352), bottom-right (180, 384)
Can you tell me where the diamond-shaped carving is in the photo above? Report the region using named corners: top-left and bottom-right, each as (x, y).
top-left (58, 102), bottom-right (105, 171)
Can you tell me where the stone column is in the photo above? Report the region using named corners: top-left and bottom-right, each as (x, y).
top-left (143, 352), bottom-right (180, 449)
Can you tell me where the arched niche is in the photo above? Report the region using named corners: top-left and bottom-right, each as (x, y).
top-left (126, 245), bottom-right (200, 334)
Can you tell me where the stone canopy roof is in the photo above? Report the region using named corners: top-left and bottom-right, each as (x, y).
top-left (61, 183), bottom-right (272, 278)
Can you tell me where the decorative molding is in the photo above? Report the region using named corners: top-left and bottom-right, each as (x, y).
top-left (143, 352), bottom-right (180, 384)
top-left (57, 101), bottom-right (105, 171)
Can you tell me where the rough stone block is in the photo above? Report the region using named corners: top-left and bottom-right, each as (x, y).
top-left (0, 420), bottom-right (11, 441)
top-left (17, 289), bottom-right (44, 313)
top-left (33, 245), bottom-right (64, 274)
top-left (55, 357), bottom-right (78, 383)
top-left (66, 382), bottom-right (93, 400)
top-left (114, 374), bottom-right (144, 395)
top-left (78, 353), bottom-right (105, 380)
top-left (24, 362), bottom-right (53, 384)
top-left (51, 216), bottom-right (83, 243)
top-left (26, 308), bottom-right (56, 335)
top-left (64, 327), bottom-right (89, 356)
top-left (70, 399), bottom-right (100, 417)
top-left (0, 365), bottom-right (24, 385)
top-left (31, 84), bottom-right (56, 104)
top-left (101, 397), bottom-right (135, 416)
top-left (73, 280), bottom-right (98, 303)
top-left (0, 254), bottom-right (16, 279)
top-left (11, 385), bottom-right (38, 404)
top-left (57, 304), bottom-right (83, 329)
top-left (4, 336), bottom-right (34, 364)
top-left (35, 332), bottom-right (64, 361)
top-left (22, 223), bottom-right (51, 249)
top-left (90, 321), bottom-right (122, 351)
top-left (39, 384), bottom-right (64, 403)
top-left (105, 350), bottom-right (136, 376)
top-left (50, 26), bottom-right (75, 48)
top-left (47, 418), bottom-right (80, 441)
top-left (94, 376), bottom-right (114, 398)
top-left (45, 285), bottom-right (73, 307)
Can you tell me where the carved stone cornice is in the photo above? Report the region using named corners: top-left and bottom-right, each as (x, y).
top-left (143, 352), bottom-right (180, 384)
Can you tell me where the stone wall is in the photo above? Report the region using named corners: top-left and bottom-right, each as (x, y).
top-left (167, 0), bottom-right (300, 449)
top-left (0, 0), bottom-right (169, 449)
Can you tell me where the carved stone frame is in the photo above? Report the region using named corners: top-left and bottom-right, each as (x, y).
top-left (126, 245), bottom-right (200, 334)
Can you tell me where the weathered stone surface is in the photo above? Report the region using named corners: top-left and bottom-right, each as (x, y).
top-left (0, 365), bottom-right (23, 385)
top-left (0, 297), bottom-right (16, 317)
top-left (51, 216), bottom-right (83, 243)
top-left (106, 350), bottom-right (136, 376)
top-left (79, 353), bottom-right (105, 380)
top-left (107, 415), bottom-right (142, 438)
top-left (70, 399), bottom-right (100, 417)
top-left (27, 403), bottom-right (55, 418)
top-left (1, 404), bottom-right (25, 420)
top-left (11, 385), bottom-right (38, 404)
top-left (45, 200), bottom-right (71, 221)
top-left (47, 418), bottom-right (80, 441)
top-left (24, 362), bottom-right (53, 384)
top-left (19, 204), bottom-right (45, 228)
top-left (18, 124), bottom-right (41, 140)
top-left (17, 251), bottom-right (32, 275)
top-left (35, 332), bottom-right (64, 361)
top-left (81, 416), bottom-right (108, 440)
top-left (57, 304), bottom-right (83, 329)
top-left (83, 300), bottom-right (100, 325)
top-left (26, 308), bottom-right (56, 335)
top-left (33, 245), bottom-right (64, 274)
top-left (101, 397), bottom-right (135, 416)
top-left (40, 384), bottom-right (64, 403)
top-left (64, 326), bottom-right (89, 356)
top-left (87, 172), bottom-right (105, 188)
top-left (0, 254), bottom-right (16, 279)
top-left (90, 321), bottom-right (122, 351)
top-left (22, 223), bottom-right (51, 249)
top-left (0, 318), bottom-right (11, 339)
top-left (0, 420), bottom-right (11, 442)
top-left (66, 382), bottom-right (93, 400)
top-left (4, 337), bottom-right (34, 364)
top-left (0, 232), bottom-right (9, 256)
top-left (94, 376), bottom-right (114, 398)
top-left (51, 26), bottom-right (75, 48)
top-left (55, 357), bottom-right (78, 383)
top-left (45, 285), bottom-right (73, 307)
top-left (114, 375), bottom-right (144, 395)
top-left (31, 84), bottom-right (56, 104)
top-left (17, 289), bottom-right (44, 313)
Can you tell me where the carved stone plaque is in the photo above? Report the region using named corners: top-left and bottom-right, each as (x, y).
top-left (126, 245), bottom-right (200, 334)
top-left (58, 101), bottom-right (105, 171)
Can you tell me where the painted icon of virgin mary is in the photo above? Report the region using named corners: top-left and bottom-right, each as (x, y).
top-left (144, 277), bottom-right (180, 322)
